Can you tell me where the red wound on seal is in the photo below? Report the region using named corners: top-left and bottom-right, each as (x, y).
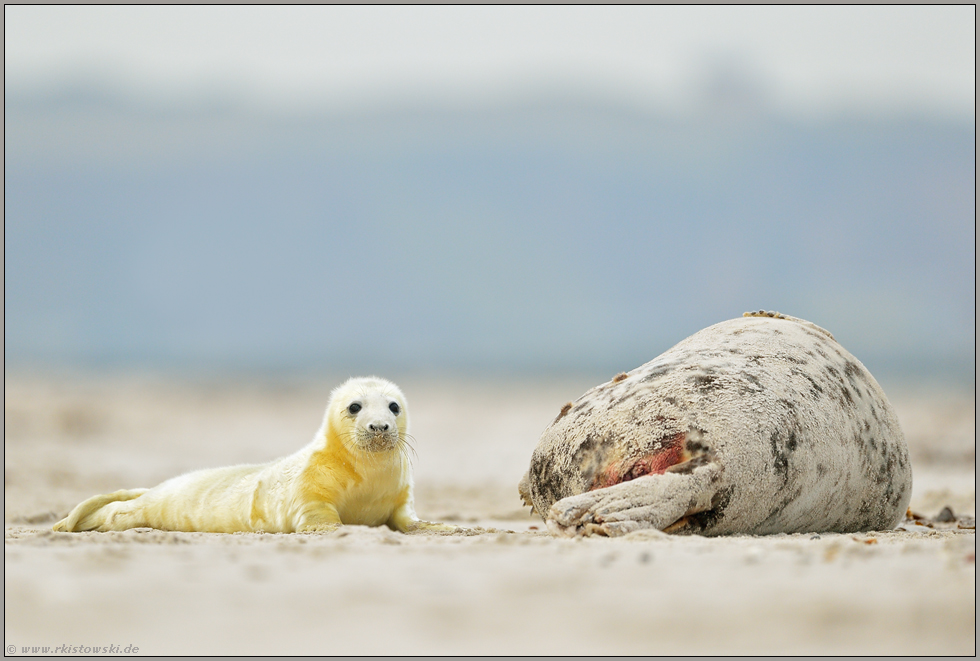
top-left (590, 432), bottom-right (688, 490)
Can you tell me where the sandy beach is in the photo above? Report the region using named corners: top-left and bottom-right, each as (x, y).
top-left (4, 372), bottom-right (975, 656)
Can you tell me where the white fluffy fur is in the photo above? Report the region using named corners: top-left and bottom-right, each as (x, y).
top-left (54, 377), bottom-right (454, 534)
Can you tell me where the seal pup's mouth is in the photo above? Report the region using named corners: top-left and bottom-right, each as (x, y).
top-left (355, 429), bottom-right (401, 453)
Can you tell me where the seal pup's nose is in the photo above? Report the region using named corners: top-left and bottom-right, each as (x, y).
top-left (368, 423), bottom-right (390, 432)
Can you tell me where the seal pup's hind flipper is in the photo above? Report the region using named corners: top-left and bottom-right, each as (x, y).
top-left (546, 461), bottom-right (724, 537)
top-left (52, 488), bottom-right (149, 532)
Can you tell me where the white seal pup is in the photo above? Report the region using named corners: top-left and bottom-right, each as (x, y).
top-left (518, 312), bottom-right (913, 537)
top-left (54, 376), bottom-right (457, 534)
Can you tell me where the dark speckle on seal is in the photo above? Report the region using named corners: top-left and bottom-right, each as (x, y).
top-left (518, 312), bottom-right (912, 537)
top-left (553, 402), bottom-right (574, 424)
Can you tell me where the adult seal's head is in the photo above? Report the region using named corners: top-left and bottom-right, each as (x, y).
top-left (326, 377), bottom-right (409, 454)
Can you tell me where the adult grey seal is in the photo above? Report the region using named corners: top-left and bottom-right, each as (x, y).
top-left (518, 312), bottom-right (912, 537)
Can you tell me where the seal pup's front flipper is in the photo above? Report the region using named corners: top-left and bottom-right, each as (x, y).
top-left (385, 499), bottom-right (465, 534)
top-left (546, 460), bottom-right (723, 537)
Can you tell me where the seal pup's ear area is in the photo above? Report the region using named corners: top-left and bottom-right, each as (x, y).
top-left (546, 461), bottom-right (723, 538)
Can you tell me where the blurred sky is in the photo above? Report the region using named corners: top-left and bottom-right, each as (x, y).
top-left (5, 5), bottom-right (975, 118)
top-left (4, 6), bottom-right (977, 380)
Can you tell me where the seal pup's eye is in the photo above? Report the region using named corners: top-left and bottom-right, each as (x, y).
top-left (348, 403), bottom-right (362, 415)
top-left (389, 402), bottom-right (400, 415)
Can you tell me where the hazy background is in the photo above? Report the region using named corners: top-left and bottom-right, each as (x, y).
top-left (4, 6), bottom-right (976, 382)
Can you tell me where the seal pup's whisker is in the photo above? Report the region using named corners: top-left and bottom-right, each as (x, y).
top-left (399, 432), bottom-right (419, 466)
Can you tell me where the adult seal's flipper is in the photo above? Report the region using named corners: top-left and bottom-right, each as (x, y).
top-left (546, 460), bottom-right (724, 537)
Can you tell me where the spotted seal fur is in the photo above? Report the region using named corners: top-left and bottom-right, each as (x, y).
top-left (518, 312), bottom-right (912, 536)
